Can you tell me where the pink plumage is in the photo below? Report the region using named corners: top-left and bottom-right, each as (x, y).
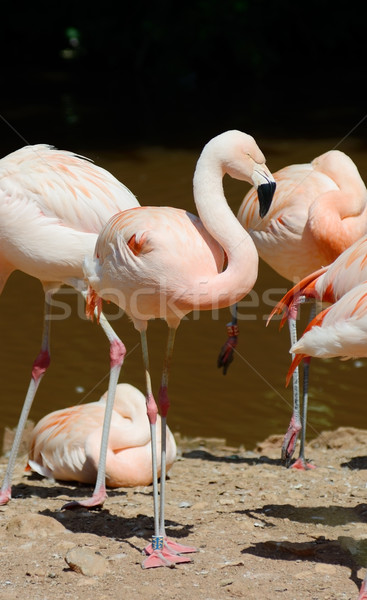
top-left (239, 149), bottom-right (367, 282)
top-left (0, 144), bottom-right (139, 507)
top-left (28, 383), bottom-right (177, 488)
top-left (238, 149), bottom-right (367, 469)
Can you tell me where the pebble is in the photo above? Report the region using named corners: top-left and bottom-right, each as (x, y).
top-left (65, 546), bottom-right (110, 577)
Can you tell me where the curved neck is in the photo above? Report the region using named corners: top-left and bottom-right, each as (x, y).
top-left (190, 155), bottom-right (259, 310)
top-left (308, 190), bottom-right (367, 263)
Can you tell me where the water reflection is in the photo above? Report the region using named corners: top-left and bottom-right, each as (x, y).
top-left (1, 136), bottom-right (367, 450)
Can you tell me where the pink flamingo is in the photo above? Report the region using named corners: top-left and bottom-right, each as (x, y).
top-left (283, 282), bottom-right (367, 600)
top-left (28, 383), bottom-right (177, 487)
top-left (0, 144), bottom-right (139, 507)
top-left (270, 234), bottom-right (367, 458)
top-left (220, 149), bottom-right (367, 468)
top-left (84, 130), bottom-right (276, 568)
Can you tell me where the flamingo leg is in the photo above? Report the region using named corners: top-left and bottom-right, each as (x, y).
top-left (281, 308), bottom-right (302, 466)
top-left (217, 304), bottom-right (239, 374)
top-left (292, 302), bottom-right (317, 470)
top-left (0, 290), bottom-right (53, 505)
top-left (63, 309), bottom-right (126, 509)
top-left (141, 328), bottom-right (193, 569)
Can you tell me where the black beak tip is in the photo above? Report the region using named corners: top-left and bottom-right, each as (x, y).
top-left (258, 181), bottom-right (276, 218)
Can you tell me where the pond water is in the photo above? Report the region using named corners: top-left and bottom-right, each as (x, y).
top-left (1, 134), bottom-right (367, 451)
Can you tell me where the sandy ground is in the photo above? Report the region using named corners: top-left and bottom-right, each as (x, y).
top-left (1, 427), bottom-right (367, 600)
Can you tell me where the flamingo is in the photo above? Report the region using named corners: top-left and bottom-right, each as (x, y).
top-left (219, 149), bottom-right (367, 468)
top-left (283, 282), bottom-right (367, 600)
top-left (0, 144), bottom-right (139, 507)
top-left (83, 130), bottom-right (276, 568)
top-left (269, 234), bottom-right (367, 460)
top-left (28, 383), bottom-right (177, 487)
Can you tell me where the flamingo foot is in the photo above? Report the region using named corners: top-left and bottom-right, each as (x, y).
top-left (62, 486), bottom-right (107, 510)
top-left (144, 537), bottom-right (197, 556)
top-left (281, 417), bottom-right (301, 466)
top-left (291, 457), bottom-right (316, 470)
top-left (142, 536), bottom-right (193, 569)
top-left (0, 488), bottom-right (11, 506)
top-left (142, 547), bottom-right (191, 569)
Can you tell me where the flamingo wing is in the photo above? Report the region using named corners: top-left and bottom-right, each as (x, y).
top-left (0, 145), bottom-right (139, 235)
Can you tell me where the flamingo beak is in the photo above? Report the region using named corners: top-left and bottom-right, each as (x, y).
top-left (257, 180), bottom-right (276, 218)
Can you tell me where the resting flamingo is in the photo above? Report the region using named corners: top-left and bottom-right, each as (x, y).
top-left (219, 149), bottom-right (367, 468)
top-left (0, 144), bottom-right (139, 507)
top-left (28, 383), bottom-right (177, 487)
top-left (84, 130), bottom-right (276, 568)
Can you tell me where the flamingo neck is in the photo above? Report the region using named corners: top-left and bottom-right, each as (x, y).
top-left (308, 190), bottom-right (367, 264)
top-left (190, 155), bottom-right (259, 310)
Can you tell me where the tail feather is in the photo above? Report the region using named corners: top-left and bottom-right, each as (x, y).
top-left (285, 305), bottom-right (332, 386)
top-left (267, 266), bottom-right (329, 328)
top-left (286, 354), bottom-right (307, 387)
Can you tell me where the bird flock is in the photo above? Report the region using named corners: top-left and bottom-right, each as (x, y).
top-left (0, 133), bottom-right (366, 594)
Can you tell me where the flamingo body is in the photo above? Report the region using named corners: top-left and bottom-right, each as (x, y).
top-left (0, 144), bottom-right (139, 291)
top-left (88, 206), bottom-right (227, 325)
top-left (238, 150), bottom-right (367, 282)
top-left (28, 384), bottom-right (177, 488)
top-left (290, 283), bottom-right (367, 362)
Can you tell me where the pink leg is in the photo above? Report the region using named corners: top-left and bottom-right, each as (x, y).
top-left (63, 313), bottom-right (126, 509)
top-left (0, 294), bottom-right (52, 506)
top-left (358, 575), bottom-right (367, 600)
top-left (142, 328), bottom-right (196, 569)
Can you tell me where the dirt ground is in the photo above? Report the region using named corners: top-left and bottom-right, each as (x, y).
top-left (1, 427), bottom-right (367, 600)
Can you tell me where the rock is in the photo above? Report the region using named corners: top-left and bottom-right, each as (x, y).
top-left (65, 546), bottom-right (110, 577)
top-left (6, 513), bottom-right (66, 538)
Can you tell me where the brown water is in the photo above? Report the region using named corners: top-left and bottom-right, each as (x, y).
top-left (1, 135), bottom-right (367, 450)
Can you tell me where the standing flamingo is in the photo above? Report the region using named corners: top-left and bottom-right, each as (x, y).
top-left (219, 149), bottom-right (367, 468)
top-left (84, 130), bottom-right (276, 568)
top-left (0, 144), bottom-right (139, 507)
top-left (269, 233), bottom-right (367, 460)
top-left (28, 383), bottom-right (177, 487)
top-left (284, 281), bottom-right (367, 600)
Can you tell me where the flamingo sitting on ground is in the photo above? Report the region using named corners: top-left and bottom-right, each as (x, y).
top-left (28, 383), bottom-right (176, 487)
top-left (0, 144), bottom-right (139, 507)
top-left (84, 130), bottom-right (276, 568)
top-left (219, 149), bottom-right (367, 468)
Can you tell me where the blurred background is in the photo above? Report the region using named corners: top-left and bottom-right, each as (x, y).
top-left (1, 0), bottom-right (367, 452)
top-left (1, 0), bottom-right (366, 152)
